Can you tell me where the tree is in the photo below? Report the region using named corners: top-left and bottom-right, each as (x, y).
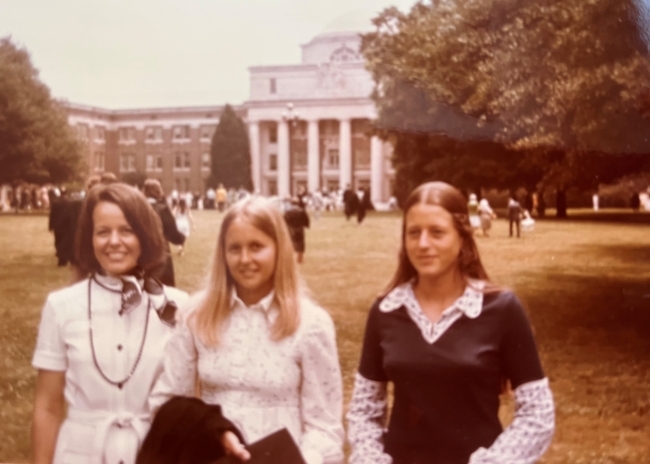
top-left (208, 104), bottom-right (252, 190)
top-left (362, 1), bottom-right (650, 209)
top-left (0, 37), bottom-right (83, 185)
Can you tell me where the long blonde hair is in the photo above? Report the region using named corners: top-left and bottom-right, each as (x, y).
top-left (384, 181), bottom-right (492, 295)
top-left (191, 197), bottom-right (301, 346)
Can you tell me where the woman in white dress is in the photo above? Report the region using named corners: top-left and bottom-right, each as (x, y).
top-left (31, 183), bottom-right (190, 464)
top-left (150, 196), bottom-right (344, 464)
top-left (477, 198), bottom-right (496, 237)
top-left (173, 198), bottom-right (194, 256)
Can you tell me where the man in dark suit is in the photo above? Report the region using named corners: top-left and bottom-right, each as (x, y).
top-left (343, 184), bottom-right (358, 221)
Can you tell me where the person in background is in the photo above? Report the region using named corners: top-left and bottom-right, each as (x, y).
top-left (32, 183), bottom-right (189, 464)
top-left (508, 195), bottom-right (522, 238)
top-left (356, 187), bottom-right (371, 225)
top-left (143, 179), bottom-right (186, 286)
top-left (205, 187), bottom-right (216, 210)
top-left (347, 181), bottom-right (554, 464)
top-left (467, 193), bottom-right (481, 231)
top-left (283, 196), bottom-right (310, 264)
top-left (216, 184), bottom-right (228, 212)
top-left (173, 198), bottom-right (195, 256)
top-left (477, 197), bottom-right (496, 237)
top-left (343, 184), bottom-right (358, 221)
top-left (150, 196), bottom-right (344, 464)
top-left (311, 190), bottom-right (324, 221)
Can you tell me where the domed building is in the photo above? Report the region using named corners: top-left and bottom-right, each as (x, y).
top-left (247, 10), bottom-right (394, 201)
top-left (65, 12), bottom-right (394, 202)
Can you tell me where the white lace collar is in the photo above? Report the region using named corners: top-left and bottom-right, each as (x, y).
top-left (379, 280), bottom-right (485, 319)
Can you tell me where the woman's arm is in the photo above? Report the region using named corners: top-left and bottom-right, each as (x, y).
top-left (469, 378), bottom-right (555, 464)
top-left (298, 306), bottom-right (345, 464)
top-left (148, 307), bottom-right (198, 413)
top-left (32, 370), bottom-right (66, 464)
top-left (346, 373), bottom-right (392, 464)
top-left (469, 293), bottom-right (555, 463)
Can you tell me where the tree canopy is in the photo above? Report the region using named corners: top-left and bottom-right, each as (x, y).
top-left (208, 104), bottom-right (252, 190)
top-left (361, 0), bottom-right (650, 206)
top-left (0, 37), bottom-right (83, 185)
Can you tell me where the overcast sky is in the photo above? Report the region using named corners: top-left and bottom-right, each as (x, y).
top-left (0, 0), bottom-right (417, 109)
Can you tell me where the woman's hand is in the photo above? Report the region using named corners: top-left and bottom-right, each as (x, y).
top-left (221, 430), bottom-right (251, 461)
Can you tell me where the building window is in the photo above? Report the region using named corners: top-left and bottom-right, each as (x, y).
top-left (269, 153), bottom-right (277, 171)
top-left (174, 152), bottom-right (190, 170)
top-left (146, 154), bottom-right (163, 172)
top-left (172, 125), bottom-right (191, 140)
top-left (327, 179), bottom-right (339, 192)
top-left (270, 78), bottom-right (276, 94)
top-left (201, 153), bottom-right (210, 170)
top-left (119, 127), bottom-right (136, 142)
top-left (268, 180), bottom-right (277, 196)
top-left (200, 125), bottom-right (216, 140)
top-left (184, 178), bottom-right (190, 192)
top-left (120, 153), bottom-right (136, 172)
top-left (327, 149), bottom-right (339, 168)
top-left (146, 126), bottom-right (163, 142)
top-left (268, 123), bottom-right (277, 143)
top-left (354, 149), bottom-right (370, 168)
top-left (94, 151), bottom-right (105, 172)
top-left (77, 124), bottom-right (89, 140)
top-left (292, 150), bottom-right (307, 169)
top-left (94, 126), bottom-right (105, 141)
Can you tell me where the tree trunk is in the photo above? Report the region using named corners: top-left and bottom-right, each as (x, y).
top-left (556, 188), bottom-right (567, 218)
top-left (536, 189), bottom-right (546, 217)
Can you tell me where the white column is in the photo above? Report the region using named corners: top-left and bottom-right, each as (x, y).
top-left (277, 119), bottom-right (290, 198)
top-left (370, 136), bottom-right (384, 204)
top-left (248, 122), bottom-right (261, 193)
top-left (307, 119), bottom-right (320, 193)
top-left (339, 118), bottom-right (352, 189)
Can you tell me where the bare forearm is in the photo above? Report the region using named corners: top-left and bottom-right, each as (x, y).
top-left (32, 407), bottom-right (64, 464)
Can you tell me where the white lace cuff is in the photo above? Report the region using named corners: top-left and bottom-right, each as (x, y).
top-left (469, 377), bottom-right (555, 464)
top-left (346, 373), bottom-right (393, 464)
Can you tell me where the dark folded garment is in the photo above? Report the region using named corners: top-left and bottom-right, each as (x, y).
top-left (214, 428), bottom-right (307, 464)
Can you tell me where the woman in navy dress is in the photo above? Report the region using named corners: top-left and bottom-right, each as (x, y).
top-left (347, 181), bottom-right (555, 464)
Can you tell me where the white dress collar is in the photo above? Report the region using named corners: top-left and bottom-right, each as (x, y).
top-left (230, 289), bottom-right (276, 313)
top-left (379, 279), bottom-right (485, 319)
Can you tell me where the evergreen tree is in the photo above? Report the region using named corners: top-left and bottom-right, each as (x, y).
top-left (209, 105), bottom-right (252, 190)
top-left (0, 37), bottom-right (83, 184)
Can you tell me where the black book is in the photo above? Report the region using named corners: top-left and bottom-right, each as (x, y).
top-left (214, 428), bottom-right (307, 464)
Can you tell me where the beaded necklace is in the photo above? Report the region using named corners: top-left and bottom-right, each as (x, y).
top-left (87, 277), bottom-right (150, 389)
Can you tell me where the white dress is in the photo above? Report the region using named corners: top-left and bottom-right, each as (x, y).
top-left (32, 275), bottom-right (188, 464)
top-left (175, 211), bottom-right (190, 237)
top-left (149, 291), bottom-right (345, 464)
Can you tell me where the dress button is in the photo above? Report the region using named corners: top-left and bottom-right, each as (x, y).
top-left (117, 344), bottom-right (123, 351)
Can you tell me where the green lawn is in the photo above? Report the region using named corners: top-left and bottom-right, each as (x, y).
top-left (1, 210), bottom-right (649, 463)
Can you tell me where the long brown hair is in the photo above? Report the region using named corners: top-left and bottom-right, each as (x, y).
top-left (384, 181), bottom-right (492, 295)
top-left (191, 196), bottom-right (301, 346)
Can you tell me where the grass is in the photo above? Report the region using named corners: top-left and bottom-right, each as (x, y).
top-left (1, 210), bottom-right (650, 463)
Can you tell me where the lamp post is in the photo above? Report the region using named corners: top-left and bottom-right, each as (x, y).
top-left (281, 102), bottom-right (300, 127)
